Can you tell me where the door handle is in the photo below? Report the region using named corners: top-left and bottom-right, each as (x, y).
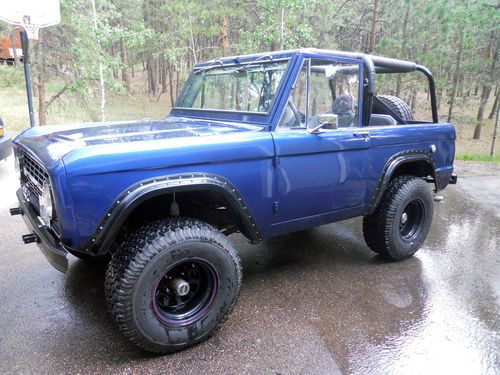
top-left (353, 132), bottom-right (370, 141)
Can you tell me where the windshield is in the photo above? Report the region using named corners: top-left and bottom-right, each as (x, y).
top-left (175, 60), bottom-right (290, 113)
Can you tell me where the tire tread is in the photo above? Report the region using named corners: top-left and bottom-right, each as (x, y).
top-left (363, 176), bottom-right (431, 260)
top-left (104, 217), bottom-right (242, 353)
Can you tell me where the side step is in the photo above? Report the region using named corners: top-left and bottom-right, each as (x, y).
top-left (22, 233), bottom-right (38, 244)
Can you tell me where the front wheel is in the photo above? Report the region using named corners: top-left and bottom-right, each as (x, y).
top-left (105, 217), bottom-right (242, 353)
top-left (363, 176), bottom-right (434, 260)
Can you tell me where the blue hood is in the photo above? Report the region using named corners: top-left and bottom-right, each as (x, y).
top-left (13, 116), bottom-right (263, 168)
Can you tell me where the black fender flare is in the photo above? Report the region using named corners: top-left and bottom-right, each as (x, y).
top-left (366, 150), bottom-right (439, 215)
top-left (85, 173), bottom-right (262, 255)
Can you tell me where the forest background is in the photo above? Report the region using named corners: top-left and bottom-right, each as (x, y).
top-left (0, 0), bottom-right (499, 161)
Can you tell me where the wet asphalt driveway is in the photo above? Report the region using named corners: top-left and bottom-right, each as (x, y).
top-left (0, 156), bottom-right (499, 374)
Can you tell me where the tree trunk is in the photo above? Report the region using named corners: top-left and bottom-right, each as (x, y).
top-left (457, 74), bottom-right (464, 98)
top-left (473, 28), bottom-right (497, 139)
top-left (368, 0), bottom-right (380, 53)
top-left (36, 31), bottom-right (47, 125)
top-left (168, 64), bottom-right (175, 107)
top-left (111, 46), bottom-right (118, 79)
top-left (473, 85), bottom-right (491, 139)
top-left (411, 88), bottom-right (417, 114)
top-left (147, 57), bottom-right (157, 96)
top-left (280, 7), bottom-right (285, 50)
top-left (491, 96), bottom-right (499, 157)
top-left (161, 58), bottom-right (168, 94)
top-left (477, 85), bottom-right (491, 122)
top-left (38, 77), bottom-right (47, 125)
top-left (395, 1), bottom-right (410, 97)
top-left (120, 37), bottom-right (131, 92)
top-left (91, 0), bottom-right (106, 121)
top-left (157, 56), bottom-right (162, 93)
top-left (447, 26), bottom-right (465, 123)
top-left (176, 68), bottom-right (180, 98)
top-left (489, 84), bottom-right (499, 120)
top-left (220, 15), bottom-right (231, 57)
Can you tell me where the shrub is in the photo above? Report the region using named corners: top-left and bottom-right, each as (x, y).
top-left (0, 65), bottom-right (25, 88)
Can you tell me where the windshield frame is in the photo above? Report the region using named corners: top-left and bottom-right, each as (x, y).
top-left (170, 57), bottom-right (295, 126)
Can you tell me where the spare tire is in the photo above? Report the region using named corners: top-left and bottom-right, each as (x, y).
top-left (378, 95), bottom-right (413, 121)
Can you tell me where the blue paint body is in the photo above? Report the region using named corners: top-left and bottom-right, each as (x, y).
top-left (13, 49), bottom-right (456, 253)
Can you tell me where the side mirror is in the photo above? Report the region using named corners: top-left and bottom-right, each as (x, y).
top-left (308, 113), bottom-right (338, 134)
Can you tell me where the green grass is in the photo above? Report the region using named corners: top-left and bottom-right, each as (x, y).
top-left (456, 153), bottom-right (500, 163)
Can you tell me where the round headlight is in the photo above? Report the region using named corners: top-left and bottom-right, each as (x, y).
top-left (14, 155), bottom-right (21, 179)
top-left (40, 181), bottom-right (53, 225)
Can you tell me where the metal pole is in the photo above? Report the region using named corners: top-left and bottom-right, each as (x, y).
top-left (20, 30), bottom-right (35, 127)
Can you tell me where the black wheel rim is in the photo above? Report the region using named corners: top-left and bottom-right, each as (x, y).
top-left (399, 199), bottom-right (425, 242)
top-left (152, 259), bottom-right (218, 326)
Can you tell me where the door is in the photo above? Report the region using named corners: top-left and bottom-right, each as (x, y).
top-left (271, 57), bottom-right (371, 232)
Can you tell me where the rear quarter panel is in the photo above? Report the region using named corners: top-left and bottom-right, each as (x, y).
top-left (366, 122), bottom-right (456, 203)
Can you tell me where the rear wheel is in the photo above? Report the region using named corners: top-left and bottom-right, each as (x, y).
top-left (363, 176), bottom-right (433, 260)
top-left (105, 217), bottom-right (242, 353)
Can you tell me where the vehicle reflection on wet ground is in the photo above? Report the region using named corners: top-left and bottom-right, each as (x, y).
top-left (0, 158), bottom-right (498, 374)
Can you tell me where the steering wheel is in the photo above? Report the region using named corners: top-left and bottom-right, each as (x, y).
top-left (288, 100), bottom-right (305, 127)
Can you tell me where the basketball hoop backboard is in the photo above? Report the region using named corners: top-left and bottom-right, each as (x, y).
top-left (0, 0), bottom-right (60, 40)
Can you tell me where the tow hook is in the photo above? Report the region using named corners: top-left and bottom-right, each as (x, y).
top-left (22, 233), bottom-right (38, 244)
top-left (10, 207), bottom-right (22, 216)
top-left (433, 195), bottom-right (444, 202)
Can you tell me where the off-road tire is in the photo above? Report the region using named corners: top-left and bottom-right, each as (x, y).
top-left (105, 217), bottom-right (242, 353)
top-left (378, 95), bottom-right (414, 121)
top-left (363, 176), bottom-right (433, 260)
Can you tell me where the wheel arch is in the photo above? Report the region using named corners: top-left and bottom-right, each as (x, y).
top-left (86, 173), bottom-right (262, 255)
top-left (367, 150), bottom-right (438, 215)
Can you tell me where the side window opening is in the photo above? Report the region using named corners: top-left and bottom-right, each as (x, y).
top-left (278, 65), bottom-right (307, 129)
top-left (372, 71), bottom-right (434, 125)
top-left (278, 58), bottom-right (361, 130)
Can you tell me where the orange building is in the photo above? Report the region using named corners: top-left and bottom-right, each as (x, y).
top-left (0, 29), bottom-right (23, 63)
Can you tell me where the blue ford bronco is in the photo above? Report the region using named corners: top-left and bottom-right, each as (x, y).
top-left (10, 48), bottom-right (456, 353)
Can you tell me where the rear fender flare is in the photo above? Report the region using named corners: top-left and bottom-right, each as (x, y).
top-left (366, 150), bottom-right (438, 215)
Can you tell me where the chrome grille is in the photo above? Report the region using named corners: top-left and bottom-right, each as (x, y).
top-left (21, 152), bottom-right (48, 198)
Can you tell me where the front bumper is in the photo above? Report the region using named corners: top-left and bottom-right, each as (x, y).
top-left (12, 188), bottom-right (68, 273)
top-left (0, 132), bottom-right (12, 160)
